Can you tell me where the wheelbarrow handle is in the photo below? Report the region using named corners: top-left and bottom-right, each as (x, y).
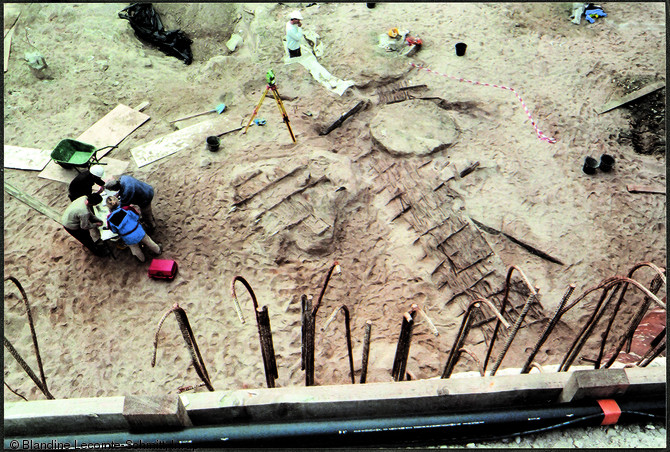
top-left (89, 145), bottom-right (119, 166)
top-left (95, 145), bottom-right (119, 153)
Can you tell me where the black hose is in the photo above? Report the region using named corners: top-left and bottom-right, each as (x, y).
top-left (5, 396), bottom-right (664, 449)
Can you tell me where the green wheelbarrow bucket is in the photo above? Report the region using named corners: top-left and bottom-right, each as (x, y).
top-left (50, 139), bottom-right (117, 170)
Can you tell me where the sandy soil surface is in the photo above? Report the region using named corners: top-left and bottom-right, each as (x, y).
top-left (3, 2), bottom-right (666, 446)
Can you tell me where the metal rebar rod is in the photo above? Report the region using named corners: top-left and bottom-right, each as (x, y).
top-left (262, 306), bottom-right (279, 379)
top-left (458, 347), bottom-right (485, 376)
top-left (301, 295), bottom-right (311, 371)
top-left (305, 262), bottom-right (342, 386)
top-left (4, 381), bottom-right (28, 401)
top-left (391, 312), bottom-right (411, 381)
top-left (342, 306), bottom-right (355, 384)
top-left (489, 290), bottom-right (539, 376)
top-left (311, 261), bottom-right (342, 318)
top-left (3, 336), bottom-right (53, 399)
top-left (4, 276), bottom-right (52, 398)
top-left (558, 286), bottom-right (612, 372)
top-left (483, 265), bottom-right (534, 373)
top-left (521, 284), bottom-right (576, 374)
top-left (360, 320), bottom-right (372, 384)
top-left (173, 307), bottom-right (214, 391)
top-left (441, 301), bottom-right (481, 379)
top-left (397, 312), bottom-right (416, 382)
top-left (561, 276), bottom-right (666, 315)
top-left (638, 340), bottom-right (666, 367)
top-left (151, 304), bottom-right (180, 367)
top-left (231, 275), bottom-right (260, 324)
top-left (623, 274), bottom-right (664, 354)
top-left (257, 306), bottom-right (277, 388)
top-left (595, 276), bottom-right (656, 369)
top-left (305, 312), bottom-right (315, 386)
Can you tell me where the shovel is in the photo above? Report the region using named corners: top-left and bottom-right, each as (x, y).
top-left (215, 118), bottom-right (266, 138)
top-left (169, 103), bottom-right (226, 124)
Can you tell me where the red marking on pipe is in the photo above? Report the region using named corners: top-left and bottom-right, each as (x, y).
top-left (597, 399), bottom-right (621, 425)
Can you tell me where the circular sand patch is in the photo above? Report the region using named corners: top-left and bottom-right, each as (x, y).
top-left (370, 100), bottom-right (459, 157)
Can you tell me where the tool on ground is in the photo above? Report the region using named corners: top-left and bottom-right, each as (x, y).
top-left (169, 103), bottom-right (226, 124)
top-left (243, 70), bottom-right (296, 142)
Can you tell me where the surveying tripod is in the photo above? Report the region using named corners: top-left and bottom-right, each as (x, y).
top-left (244, 70), bottom-right (296, 142)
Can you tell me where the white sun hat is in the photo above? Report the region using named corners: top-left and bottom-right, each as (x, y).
top-left (90, 164), bottom-right (105, 178)
top-left (289, 10), bottom-right (303, 20)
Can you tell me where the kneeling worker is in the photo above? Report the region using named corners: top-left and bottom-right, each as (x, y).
top-left (61, 193), bottom-right (108, 257)
top-left (106, 196), bottom-right (161, 263)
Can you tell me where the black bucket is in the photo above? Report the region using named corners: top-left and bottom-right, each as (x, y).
top-left (599, 154), bottom-right (615, 172)
top-left (583, 156), bottom-right (598, 175)
top-left (206, 136), bottom-right (220, 152)
top-left (455, 42), bottom-right (467, 56)
top-left (367, 3), bottom-right (376, 8)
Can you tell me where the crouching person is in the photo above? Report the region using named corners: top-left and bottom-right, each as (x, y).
top-left (106, 196), bottom-right (161, 262)
top-left (61, 193), bottom-right (109, 257)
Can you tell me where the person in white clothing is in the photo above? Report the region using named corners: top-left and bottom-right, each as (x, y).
top-left (286, 10), bottom-right (303, 58)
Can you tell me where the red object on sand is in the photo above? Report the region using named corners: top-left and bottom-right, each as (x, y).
top-left (148, 259), bottom-right (178, 280)
top-left (405, 36), bottom-right (422, 46)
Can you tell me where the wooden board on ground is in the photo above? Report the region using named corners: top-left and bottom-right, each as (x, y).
top-left (626, 184), bottom-right (666, 195)
top-left (38, 104), bottom-right (149, 181)
top-left (597, 81), bottom-right (665, 114)
top-left (76, 104), bottom-right (150, 152)
top-left (131, 116), bottom-right (237, 168)
top-left (4, 181), bottom-right (62, 223)
top-left (4, 145), bottom-right (52, 171)
top-left (38, 157), bottom-right (130, 185)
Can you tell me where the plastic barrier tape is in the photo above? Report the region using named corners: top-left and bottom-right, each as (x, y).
top-left (410, 63), bottom-right (556, 144)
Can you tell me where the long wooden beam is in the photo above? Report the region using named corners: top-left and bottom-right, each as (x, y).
top-left (4, 182), bottom-right (61, 222)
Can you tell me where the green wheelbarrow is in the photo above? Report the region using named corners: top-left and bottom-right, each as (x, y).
top-left (50, 139), bottom-right (118, 171)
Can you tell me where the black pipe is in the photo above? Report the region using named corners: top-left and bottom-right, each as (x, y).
top-left (5, 397), bottom-right (663, 449)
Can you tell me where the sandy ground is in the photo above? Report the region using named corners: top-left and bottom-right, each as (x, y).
top-left (3, 2), bottom-right (666, 447)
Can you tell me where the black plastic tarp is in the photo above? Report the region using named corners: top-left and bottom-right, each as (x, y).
top-left (118, 3), bottom-right (193, 65)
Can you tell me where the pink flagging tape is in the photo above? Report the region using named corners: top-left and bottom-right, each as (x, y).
top-left (410, 63), bottom-right (556, 144)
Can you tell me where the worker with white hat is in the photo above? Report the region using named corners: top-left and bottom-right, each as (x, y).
top-left (68, 164), bottom-right (106, 201)
top-left (286, 10), bottom-right (304, 58)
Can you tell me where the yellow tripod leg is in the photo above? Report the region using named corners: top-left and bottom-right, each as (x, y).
top-left (244, 87), bottom-right (269, 134)
top-left (271, 87), bottom-right (296, 142)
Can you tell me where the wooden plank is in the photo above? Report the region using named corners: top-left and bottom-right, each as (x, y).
top-left (3, 145), bottom-right (52, 171)
top-left (76, 104), bottom-right (150, 152)
top-left (597, 81), bottom-right (665, 114)
top-left (123, 395), bottom-right (192, 433)
top-left (4, 181), bottom-right (62, 223)
top-left (4, 23), bottom-right (16, 72)
top-left (320, 100), bottom-right (367, 135)
top-left (130, 116), bottom-right (236, 168)
top-left (627, 184), bottom-right (666, 195)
